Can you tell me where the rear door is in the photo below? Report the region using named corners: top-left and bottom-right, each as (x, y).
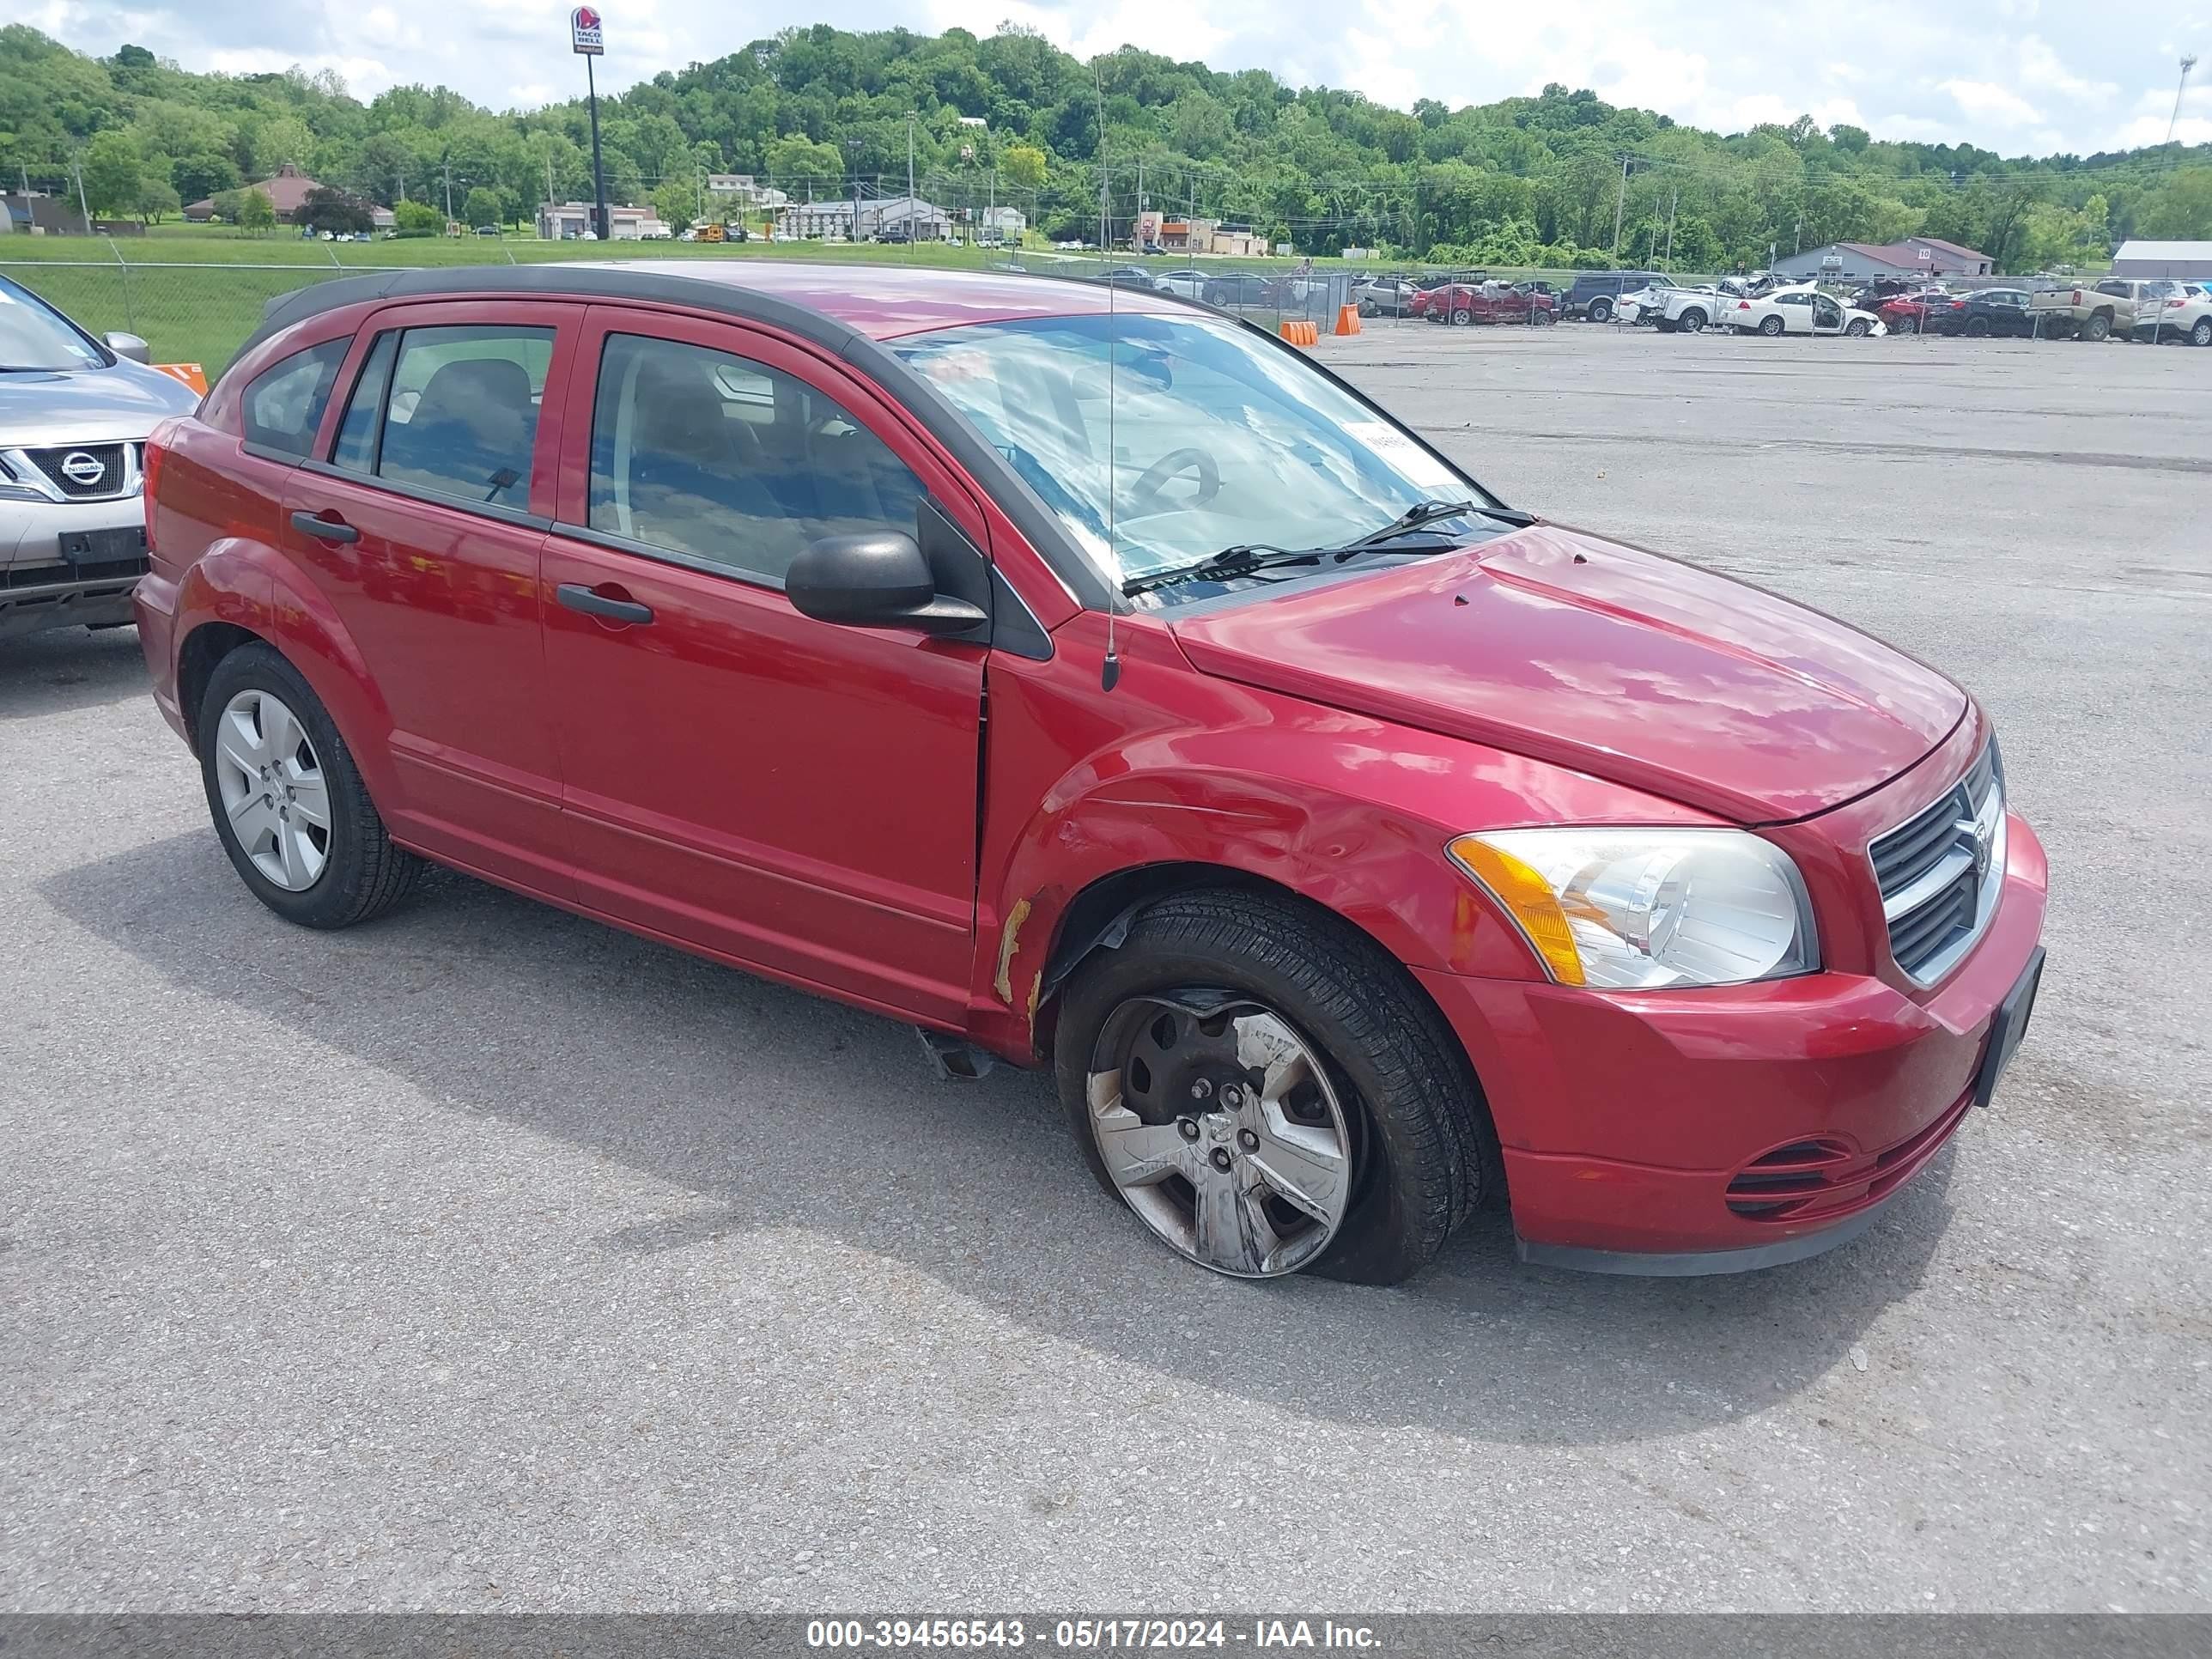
top-left (283, 301), bottom-right (578, 893)
top-left (537, 307), bottom-right (990, 1024)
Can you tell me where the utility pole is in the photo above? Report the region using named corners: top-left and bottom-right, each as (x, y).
top-left (72, 159), bottom-right (92, 232)
top-left (1612, 154), bottom-right (1630, 253)
top-left (2172, 56), bottom-right (2199, 143)
top-left (905, 111), bottom-right (916, 240)
top-left (546, 155), bottom-right (556, 234)
top-left (441, 160), bottom-right (454, 224)
top-left (1665, 186), bottom-right (1678, 268)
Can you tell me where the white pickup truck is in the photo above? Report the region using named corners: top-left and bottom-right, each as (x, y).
top-left (1652, 275), bottom-right (1802, 333)
top-left (2028, 277), bottom-right (2183, 342)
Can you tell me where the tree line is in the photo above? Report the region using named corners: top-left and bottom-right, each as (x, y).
top-left (3, 21), bottom-right (2209, 270)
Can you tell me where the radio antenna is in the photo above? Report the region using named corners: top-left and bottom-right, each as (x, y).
top-left (1094, 51), bottom-right (1121, 691)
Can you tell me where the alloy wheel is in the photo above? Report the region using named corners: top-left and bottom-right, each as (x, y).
top-left (1085, 992), bottom-right (1355, 1279)
top-left (213, 688), bottom-right (332, 891)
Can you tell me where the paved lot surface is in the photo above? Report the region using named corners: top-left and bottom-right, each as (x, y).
top-left (3, 323), bottom-right (2208, 1613)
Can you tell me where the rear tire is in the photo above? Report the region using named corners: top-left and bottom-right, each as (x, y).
top-left (1678, 309), bottom-right (1706, 333)
top-left (1966, 316), bottom-right (1991, 338)
top-left (1450, 308), bottom-right (1473, 326)
top-left (197, 642), bottom-right (422, 929)
top-left (2195, 318), bottom-right (2212, 348)
top-left (1053, 889), bottom-right (1501, 1285)
top-left (2082, 312), bottom-right (2111, 343)
top-left (1759, 314), bottom-right (1785, 337)
top-left (1589, 298), bottom-right (1613, 323)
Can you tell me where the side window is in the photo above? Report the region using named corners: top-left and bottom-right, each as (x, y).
top-left (331, 331), bottom-right (398, 473)
top-left (586, 332), bottom-right (925, 584)
top-left (2094, 282), bottom-right (2129, 298)
top-left (376, 325), bottom-right (554, 507)
top-left (241, 338), bottom-right (349, 458)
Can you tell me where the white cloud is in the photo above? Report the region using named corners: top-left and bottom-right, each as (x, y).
top-left (1938, 79), bottom-right (2043, 128)
top-left (23, 0), bottom-right (2212, 155)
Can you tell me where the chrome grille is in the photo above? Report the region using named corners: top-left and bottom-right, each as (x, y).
top-left (1869, 739), bottom-right (2004, 985)
top-left (25, 442), bottom-right (131, 500)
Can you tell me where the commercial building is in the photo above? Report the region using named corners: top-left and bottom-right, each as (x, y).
top-left (773, 195), bottom-right (953, 241)
top-left (2109, 240), bottom-right (2212, 280)
top-left (536, 201), bottom-right (670, 240)
top-left (1131, 211), bottom-right (1267, 258)
top-left (1770, 236), bottom-right (1993, 282)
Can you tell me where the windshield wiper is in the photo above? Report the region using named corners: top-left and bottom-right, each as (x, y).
top-left (1122, 542), bottom-right (1325, 597)
top-left (1121, 500), bottom-right (1537, 599)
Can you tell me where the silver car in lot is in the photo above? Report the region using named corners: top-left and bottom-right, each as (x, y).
top-left (1, 273), bottom-right (201, 641)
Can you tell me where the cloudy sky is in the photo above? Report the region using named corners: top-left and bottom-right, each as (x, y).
top-left (24, 0), bottom-right (2212, 154)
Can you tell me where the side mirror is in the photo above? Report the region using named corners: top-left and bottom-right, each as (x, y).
top-left (786, 532), bottom-right (988, 636)
top-left (103, 331), bottom-right (151, 364)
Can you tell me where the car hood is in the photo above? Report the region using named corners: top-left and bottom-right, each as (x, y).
top-left (1166, 524), bottom-right (1967, 825)
top-left (0, 362), bottom-right (200, 448)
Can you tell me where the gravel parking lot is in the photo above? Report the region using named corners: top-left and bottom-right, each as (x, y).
top-left (3, 324), bottom-right (2207, 1614)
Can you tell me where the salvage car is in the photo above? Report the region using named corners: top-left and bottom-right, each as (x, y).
top-left (1427, 280), bottom-right (1556, 325)
top-left (1, 273), bottom-right (204, 641)
top-left (136, 264), bottom-right (2046, 1284)
top-left (1724, 288), bottom-right (1886, 337)
top-left (2132, 287), bottom-right (2212, 346)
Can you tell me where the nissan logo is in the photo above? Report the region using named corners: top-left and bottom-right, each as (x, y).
top-left (59, 451), bottom-right (107, 486)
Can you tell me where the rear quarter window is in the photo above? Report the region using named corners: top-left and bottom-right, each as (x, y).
top-left (241, 338), bottom-right (349, 458)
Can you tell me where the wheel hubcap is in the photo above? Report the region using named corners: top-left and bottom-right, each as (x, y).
top-left (214, 689), bottom-right (331, 891)
top-left (1086, 993), bottom-right (1354, 1279)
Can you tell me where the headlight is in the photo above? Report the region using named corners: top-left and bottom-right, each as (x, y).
top-left (1447, 828), bottom-right (1818, 989)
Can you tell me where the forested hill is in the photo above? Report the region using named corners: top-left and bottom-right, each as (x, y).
top-left (5, 21), bottom-right (2209, 270)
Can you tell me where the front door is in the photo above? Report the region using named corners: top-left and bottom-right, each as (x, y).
top-left (280, 301), bottom-right (577, 893)
top-left (538, 309), bottom-right (989, 1025)
top-left (1811, 294), bottom-right (1844, 334)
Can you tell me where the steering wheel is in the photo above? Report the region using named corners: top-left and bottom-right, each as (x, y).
top-left (1125, 447), bottom-right (1221, 517)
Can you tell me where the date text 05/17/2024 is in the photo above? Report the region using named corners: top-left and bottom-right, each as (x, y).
top-left (805, 1619), bottom-right (1382, 1650)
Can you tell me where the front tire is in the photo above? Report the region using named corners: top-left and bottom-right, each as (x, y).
top-left (1053, 890), bottom-right (1499, 1285)
top-left (198, 642), bottom-right (422, 929)
top-left (1530, 307), bottom-right (1554, 326)
top-left (1846, 319), bottom-right (1871, 337)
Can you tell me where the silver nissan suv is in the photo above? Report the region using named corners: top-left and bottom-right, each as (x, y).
top-left (2, 272), bottom-right (201, 641)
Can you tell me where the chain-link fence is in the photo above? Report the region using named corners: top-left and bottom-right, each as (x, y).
top-left (1, 238), bottom-right (1686, 374)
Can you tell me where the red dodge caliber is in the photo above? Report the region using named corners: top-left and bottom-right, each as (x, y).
top-left (137, 264), bottom-right (2047, 1283)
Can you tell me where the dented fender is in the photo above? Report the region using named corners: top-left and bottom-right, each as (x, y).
top-left (964, 613), bottom-right (1715, 1062)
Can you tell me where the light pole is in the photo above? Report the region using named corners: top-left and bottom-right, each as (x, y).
top-left (848, 136), bottom-right (863, 245)
top-left (2172, 56), bottom-right (2199, 143)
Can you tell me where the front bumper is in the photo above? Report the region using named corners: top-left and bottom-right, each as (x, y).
top-left (1, 494), bottom-right (149, 640)
top-left (1415, 813), bottom-right (2048, 1273)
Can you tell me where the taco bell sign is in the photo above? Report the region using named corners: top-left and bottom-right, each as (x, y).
top-left (570, 7), bottom-right (604, 54)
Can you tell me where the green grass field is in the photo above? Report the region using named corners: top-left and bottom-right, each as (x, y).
top-left (0, 226), bottom-right (1609, 371)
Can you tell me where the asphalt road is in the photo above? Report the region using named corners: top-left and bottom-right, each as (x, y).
top-left (3, 322), bottom-right (2207, 1614)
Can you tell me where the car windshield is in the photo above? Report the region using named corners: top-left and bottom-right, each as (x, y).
top-left (0, 276), bottom-right (107, 371)
top-left (892, 312), bottom-right (1491, 601)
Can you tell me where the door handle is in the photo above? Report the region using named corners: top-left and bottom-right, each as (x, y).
top-left (556, 582), bottom-right (654, 625)
top-left (289, 510), bottom-right (358, 544)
